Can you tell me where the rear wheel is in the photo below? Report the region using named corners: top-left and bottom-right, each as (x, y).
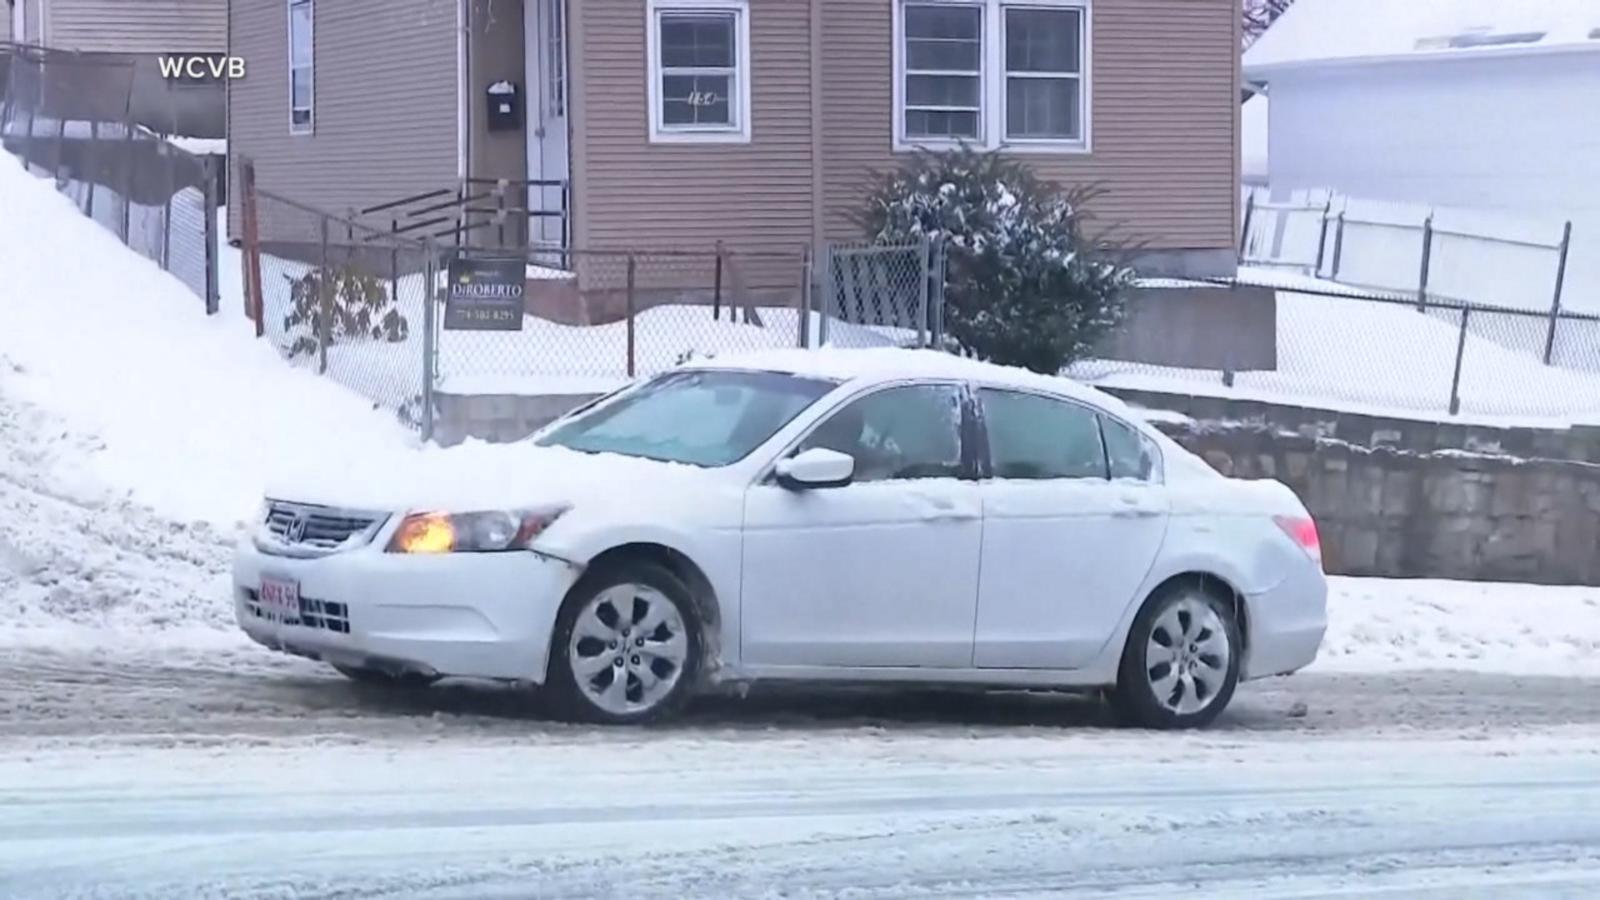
top-left (330, 663), bottom-right (440, 689)
top-left (1112, 585), bottom-right (1241, 729)
top-left (545, 561), bottom-right (702, 725)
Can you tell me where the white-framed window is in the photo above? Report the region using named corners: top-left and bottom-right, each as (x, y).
top-left (288, 0), bottom-right (314, 134)
top-left (894, 0), bottom-right (1090, 152)
top-left (645, 0), bottom-right (752, 143)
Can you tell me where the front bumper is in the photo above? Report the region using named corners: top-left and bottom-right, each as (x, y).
top-left (233, 537), bottom-right (582, 683)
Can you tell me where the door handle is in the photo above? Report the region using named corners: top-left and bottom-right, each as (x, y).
top-left (1113, 509), bottom-right (1161, 519)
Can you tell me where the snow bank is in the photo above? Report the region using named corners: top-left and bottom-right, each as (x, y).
top-left (1316, 576), bottom-right (1600, 676)
top-left (0, 153), bottom-right (414, 526)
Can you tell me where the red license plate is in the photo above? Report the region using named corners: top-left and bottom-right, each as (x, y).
top-left (259, 577), bottom-right (301, 622)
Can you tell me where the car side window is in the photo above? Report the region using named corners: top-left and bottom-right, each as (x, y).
top-left (1102, 415), bottom-right (1159, 482)
top-left (796, 384), bottom-right (964, 482)
top-left (979, 389), bottom-right (1106, 480)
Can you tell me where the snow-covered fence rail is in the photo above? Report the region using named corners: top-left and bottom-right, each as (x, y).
top-left (0, 43), bottom-right (220, 313)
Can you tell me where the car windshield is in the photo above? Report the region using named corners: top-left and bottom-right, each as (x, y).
top-left (536, 369), bottom-right (839, 467)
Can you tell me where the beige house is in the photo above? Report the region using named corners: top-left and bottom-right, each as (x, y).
top-left (7, 0), bottom-right (225, 52)
top-left (229, 0), bottom-right (1240, 278)
top-left (6, 0), bottom-right (227, 137)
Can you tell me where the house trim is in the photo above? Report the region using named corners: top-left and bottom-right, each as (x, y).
top-left (643, 0), bottom-right (754, 145)
top-left (286, 0), bottom-right (315, 135)
top-left (890, 0), bottom-right (1093, 155)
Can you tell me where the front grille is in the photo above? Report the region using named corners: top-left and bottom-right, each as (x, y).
top-left (260, 500), bottom-right (386, 556)
top-left (242, 588), bottom-right (352, 634)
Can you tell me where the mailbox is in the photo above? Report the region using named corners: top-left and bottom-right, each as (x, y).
top-left (486, 81), bottom-right (522, 131)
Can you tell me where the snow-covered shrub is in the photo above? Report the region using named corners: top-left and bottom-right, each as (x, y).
top-left (282, 266), bottom-right (409, 359)
top-left (852, 145), bottom-right (1137, 374)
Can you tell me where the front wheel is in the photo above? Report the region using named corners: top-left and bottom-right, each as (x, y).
top-left (1112, 586), bottom-right (1241, 729)
top-left (545, 561), bottom-right (703, 725)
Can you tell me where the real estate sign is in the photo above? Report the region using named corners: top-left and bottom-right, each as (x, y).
top-left (444, 257), bottom-right (526, 331)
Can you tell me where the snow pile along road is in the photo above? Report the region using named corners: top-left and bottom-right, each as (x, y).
top-left (0, 153), bottom-right (413, 527)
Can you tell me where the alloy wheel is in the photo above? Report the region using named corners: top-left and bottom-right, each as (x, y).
top-left (567, 582), bottom-right (689, 717)
top-left (1145, 596), bottom-right (1232, 716)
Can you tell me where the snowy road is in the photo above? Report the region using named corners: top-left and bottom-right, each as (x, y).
top-left (4, 651), bottom-right (1600, 898)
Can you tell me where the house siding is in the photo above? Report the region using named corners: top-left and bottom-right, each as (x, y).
top-left (820, 0), bottom-right (1238, 252)
top-left (571, 0), bottom-right (816, 260)
top-left (43, 0), bottom-right (226, 53)
top-left (228, 0), bottom-right (459, 242)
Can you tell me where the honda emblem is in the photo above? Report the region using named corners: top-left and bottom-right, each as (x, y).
top-left (285, 514), bottom-right (308, 544)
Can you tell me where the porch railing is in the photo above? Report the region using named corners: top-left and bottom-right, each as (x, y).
top-left (357, 177), bottom-right (569, 258)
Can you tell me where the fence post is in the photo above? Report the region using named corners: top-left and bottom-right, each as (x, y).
top-left (798, 245), bottom-right (812, 348)
top-left (1448, 307), bottom-right (1470, 416)
top-left (712, 241), bottom-right (724, 322)
top-left (1416, 212), bottom-right (1434, 311)
top-left (83, 119), bottom-right (98, 218)
top-left (1543, 220), bottom-right (1573, 365)
top-left (1238, 188), bottom-right (1256, 263)
top-left (917, 236), bottom-right (932, 348)
top-left (1313, 197), bottom-right (1333, 275)
top-left (318, 216), bottom-right (331, 375)
top-left (931, 236), bottom-right (947, 349)
top-left (625, 255), bottom-right (637, 378)
top-left (496, 181), bottom-right (507, 248)
top-left (239, 157), bottom-right (266, 338)
top-left (819, 243), bottom-right (833, 347)
top-left (1330, 211), bottom-right (1346, 281)
top-left (422, 240), bottom-right (439, 442)
top-left (160, 149), bottom-right (174, 270)
top-left (202, 155), bottom-right (220, 315)
top-left (390, 218), bottom-right (401, 312)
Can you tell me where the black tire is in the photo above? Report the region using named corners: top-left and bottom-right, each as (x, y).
top-left (1112, 584), bottom-right (1242, 730)
top-left (330, 663), bottom-right (440, 688)
top-left (544, 560), bottom-right (703, 725)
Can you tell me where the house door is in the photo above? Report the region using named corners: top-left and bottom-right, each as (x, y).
top-left (525, 0), bottom-right (569, 250)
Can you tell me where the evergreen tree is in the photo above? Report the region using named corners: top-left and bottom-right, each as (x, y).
top-left (852, 146), bottom-right (1137, 374)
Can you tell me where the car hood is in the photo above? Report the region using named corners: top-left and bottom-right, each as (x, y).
top-left (261, 441), bottom-right (716, 514)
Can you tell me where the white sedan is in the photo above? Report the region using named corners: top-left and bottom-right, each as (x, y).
top-left (234, 349), bottom-right (1326, 729)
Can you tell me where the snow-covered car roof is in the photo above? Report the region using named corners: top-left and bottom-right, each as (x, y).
top-left (696, 347), bottom-right (1109, 401)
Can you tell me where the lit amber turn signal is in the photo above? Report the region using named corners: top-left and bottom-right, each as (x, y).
top-left (388, 513), bottom-right (456, 554)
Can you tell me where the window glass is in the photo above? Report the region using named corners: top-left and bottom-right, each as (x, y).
top-left (657, 11), bottom-right (739, 129)
top-left (538, 370), bottom-right (835, 467)
top-left (1102, 415), bottom-right (1159, 482)
top-left (1003, 7), bottom-right (1082, 140)
top-left (289, 0), bottom-right (313, 131)
top-left (798, 385), bottom-right (965, 482)
top-left (980, 389), bottom-right (1106, 480)
top-left (903, 3), bottom-right (983, 140)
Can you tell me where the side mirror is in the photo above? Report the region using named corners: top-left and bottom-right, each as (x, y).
top-left (774, 447), bottom-right (855, 490)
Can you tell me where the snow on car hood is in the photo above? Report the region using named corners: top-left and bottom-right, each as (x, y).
top-left (261, 440), bottom-right (712, 514)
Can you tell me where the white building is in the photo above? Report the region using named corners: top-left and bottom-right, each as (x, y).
top-left (1243, 0), bottom-right (1600, 311)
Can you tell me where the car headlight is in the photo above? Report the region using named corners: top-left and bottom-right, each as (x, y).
top-left (386, 504), bottom-right (570, 554)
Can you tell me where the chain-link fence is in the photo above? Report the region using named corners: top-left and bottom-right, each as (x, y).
top-left (237, 161), bottom-right (945, 440)
top-left (0, 43), bottom-right (220, 311)
top-left (429, 240), bottom-right (940, 397)
top-left (1075, 278), bottom-right (1600, 421)
top-left (245, 184), bottom-right (434, 429)
top-left (817, 240), bottom-right (946, 349)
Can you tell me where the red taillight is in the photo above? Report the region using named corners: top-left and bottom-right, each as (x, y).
top-left (1274, 515), bottom-right (1322, 565)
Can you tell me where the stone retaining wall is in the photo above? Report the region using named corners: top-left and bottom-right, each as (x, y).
top-left (1157, 421), bottom-right (1600, 586)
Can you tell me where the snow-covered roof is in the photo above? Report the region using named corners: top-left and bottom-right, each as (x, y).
top-left (1245, 0), bottom-right (1600, 77)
